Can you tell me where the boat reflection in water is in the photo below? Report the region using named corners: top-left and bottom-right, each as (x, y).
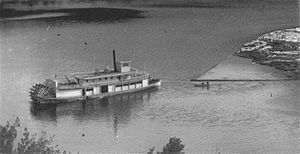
top-left (30, 87), bottom-right (158, 137)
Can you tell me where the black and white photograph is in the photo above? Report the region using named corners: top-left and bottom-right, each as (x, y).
top-left (0, 0), bottom-right (299, 153)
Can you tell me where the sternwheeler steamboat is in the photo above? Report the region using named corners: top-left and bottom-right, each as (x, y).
top-left (30, 50), bottom-right (161, 104)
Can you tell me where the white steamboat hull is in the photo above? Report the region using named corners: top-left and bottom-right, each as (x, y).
top-left (33, 79), bottom-right (161, 104)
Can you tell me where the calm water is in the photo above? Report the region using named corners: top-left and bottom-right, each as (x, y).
top-left (1, 2), bottom-right (299, 153)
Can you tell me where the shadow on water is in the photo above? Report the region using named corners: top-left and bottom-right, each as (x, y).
top-left (30, 88), bottom-right (158, 128)
top-left (0, 7), bottom-right (145, 28)
top-left (30, 103), bottom-right (58, 122)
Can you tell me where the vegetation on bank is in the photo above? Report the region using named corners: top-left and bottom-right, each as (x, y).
top-left (0, 118), bottom-right (62, 153)
top-left (235, 28), bottom-right (300, 72)
top-left (1, 118), bottom-right (185, 154)
top-left (148, 137), bottom-right (185, 154)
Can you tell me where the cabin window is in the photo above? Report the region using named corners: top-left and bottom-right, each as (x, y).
top-left (99, 78), bottom-right (101, 81)
top-left (118, 76), bottom-right (121, 80)
top-left (86, 80), bottom-right (88, 83)
top-left (111, 77), bottom-right (114, 80)
top-left (122, 63), bottom-right (130, 67)
top-left (116, 85), bottom-right (121, 88)
top-left (105, 77), bottom-right (107, 80)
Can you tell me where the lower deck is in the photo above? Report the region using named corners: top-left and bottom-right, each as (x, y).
top-left (55, 78), bottom-right (159, 99)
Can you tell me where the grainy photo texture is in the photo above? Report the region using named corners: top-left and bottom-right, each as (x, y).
top-left (0, 0), bottom-right (299, 153)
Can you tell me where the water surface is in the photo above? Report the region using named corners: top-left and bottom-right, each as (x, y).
top-left (1, 3), bottom-right (299, 153)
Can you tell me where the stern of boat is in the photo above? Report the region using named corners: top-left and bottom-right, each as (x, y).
top-left (29, 83), bottom-right (56, 104)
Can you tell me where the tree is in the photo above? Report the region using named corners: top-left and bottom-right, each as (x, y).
top-left (148, 137), bottom-right (185, 154)
top-left (15, 129), bottom-right (60, 154)
top-left (0, 117), bottom-right (19, 153)
top-left (0, 117), bottom-right (62, 154)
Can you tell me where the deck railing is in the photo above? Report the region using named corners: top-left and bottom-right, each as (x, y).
top-left (57, 73), bottom-right (150, 90)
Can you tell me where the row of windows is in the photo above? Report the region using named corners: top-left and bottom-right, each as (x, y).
top-left (85, 76), bottom-right (122, 83)
top-left (83, 75), bottom-right (144, 83)
top-left (115, 81), bottom-right (142, 87)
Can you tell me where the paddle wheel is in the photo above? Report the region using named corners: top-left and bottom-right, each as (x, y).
top-left (29, 83), bottom-right (55, 104)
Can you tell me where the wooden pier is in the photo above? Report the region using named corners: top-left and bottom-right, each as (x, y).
top-left (191, 78), bottom-right (299, 82)
top-left (192, 56), bottom-right (299, 85)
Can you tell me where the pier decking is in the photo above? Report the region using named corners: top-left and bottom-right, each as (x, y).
top-left (191, 56), bottom-right (299, 83)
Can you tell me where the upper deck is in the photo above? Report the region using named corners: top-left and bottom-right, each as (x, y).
top-left (72, 67), bottom-right (142, 80)
top-left (45, 57), bottom-right (150, 90)
top-left (46, 67), bottom-right (149, 90)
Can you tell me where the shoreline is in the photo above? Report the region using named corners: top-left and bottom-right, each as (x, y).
top-left (0, 7), bottom-right (145, 22)
top-left (193, 28), bottom-right (300, 82)
top-left (235, 28), bottom-right (300, 73)
top-left (0, 12), bottom-right (68, 21)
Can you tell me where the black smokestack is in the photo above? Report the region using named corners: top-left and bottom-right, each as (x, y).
top-left (113, 50), bottom-right (117, 72)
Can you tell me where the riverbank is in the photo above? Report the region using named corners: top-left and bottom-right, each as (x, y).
top-left (192, 28), bottom-right (300, 84)
top-left (0, 7), bottom-right (144, 22)
top-left (235, 28), bottom-right (300, 73)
